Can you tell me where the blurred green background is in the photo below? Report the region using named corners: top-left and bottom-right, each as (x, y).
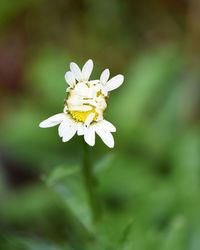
top-left (0, 0), bottom-right (200, 249)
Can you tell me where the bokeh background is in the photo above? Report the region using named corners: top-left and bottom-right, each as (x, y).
top-left (0, 0), bottom-right (200, 249)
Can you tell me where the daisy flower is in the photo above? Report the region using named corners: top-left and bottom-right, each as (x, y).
top-left (39, 59), bottom-right (124, 148)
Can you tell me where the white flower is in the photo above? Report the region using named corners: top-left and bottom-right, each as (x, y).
top-left (39, 59), bottom-right (124, 148)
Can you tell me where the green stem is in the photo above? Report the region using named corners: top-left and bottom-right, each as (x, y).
top-left (81, 141), bottom-right (101, 222)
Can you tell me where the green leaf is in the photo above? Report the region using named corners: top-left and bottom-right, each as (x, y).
top-left (42, 164), bottom-right (80, 186)
top-left (161, 216), bottom-right (187, 250)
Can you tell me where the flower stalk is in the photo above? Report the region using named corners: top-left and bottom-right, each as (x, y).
top-left (81, 140), bottom-right (101, 222)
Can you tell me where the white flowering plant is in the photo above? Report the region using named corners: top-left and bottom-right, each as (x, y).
top-left (39, 59), bottom-right (124, 148)
top-left (39, 59), bottom-right (124, 221)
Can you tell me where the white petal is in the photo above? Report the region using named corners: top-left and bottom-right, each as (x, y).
top-left (65, 71), bottom-right (76, 87)
top-left (66, 87), bottom-right (71, 92)
top-left (95, 123), bottom-right (114, 148)
top-left (96, 114), bottom-right (103, 121)
top-left (39, 113), bottom-right (65, 128)
top-left (70, 62), bottom-right (83, 81)
top-left (101, 88), bottom-right (108, 96)
top-left (58, 121), bottom-right (65, 137)
top-left (82, 59), bottom-right (93, 81)
top-left (77, 123), bottom-right (85, 136)
top-left (63, 106), bottom-right (68, 113)
top-left (101, 120), bottom-right (116, 132)
top-left (69, 105), bottom-right (93, 111)
top-left (61, 120), bottom-right (77, 142)
top-left (105, 74), bottom-right (124, 92)
top-left (84, 126), bottom-right (95, 146)
top-left (85, 113), bottom-right (95, 126)
top-left (58, 117), bottom-right (71, 137)
top-left (80, 105), bottom-right (93, 111)
top-left (100, 69), bottom-right (110, 84)
top-left (67, 98), bottom-right (82, 106)
top-left (74, 83), bottom-right (89, 95)
top-left (82, 99), bottom-right (97, 107)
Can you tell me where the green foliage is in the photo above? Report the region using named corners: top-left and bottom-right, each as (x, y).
top-left (42, 164), bottom-right (80, 186)
top-left (1, 44), bottom-right (200, 249)
top-left (0, 2), bottom-right (200, 247)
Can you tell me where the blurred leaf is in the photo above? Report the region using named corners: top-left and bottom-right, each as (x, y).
top-left (118, 219), bottom-right (134, 250)
top-left (111, 45), bottom-right (183, 138)
top-left (161, 216), bottom-right (187, 250)
top-left (53, 178), bottom-right (93, 233)
top-left (0, 233), bottom-right (69, 250)
top-left (0, 185), bottom-right (92, 248)
top-left (141, 81), bottom-right (182, 155)
top-left (42, 164), bottom-right (80, 186)
top-left (93, 153), bottom-right (115, 174)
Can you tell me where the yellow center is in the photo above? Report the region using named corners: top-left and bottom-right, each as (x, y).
top-left (68, 107), bottom-right (98, 123)
top-left (65, 84), bottom-right (107, 124)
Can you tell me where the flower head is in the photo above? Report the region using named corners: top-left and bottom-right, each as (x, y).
top-left (39, 59), bottom-right (124, 148)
